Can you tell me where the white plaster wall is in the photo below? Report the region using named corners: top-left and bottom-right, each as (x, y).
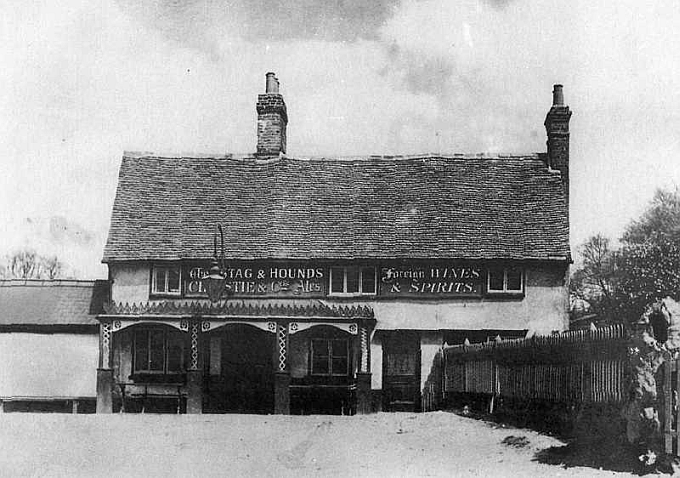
top-left (370, 334), bottom-right (383, 390)
top-left (420, 332), bottom-right (443, 390)
top-left (0, 333), bottom-right (98, 397)
top-left (360, 264), bottom-right (569, 335)
top-left (110, 263), bottom-right (150, 304)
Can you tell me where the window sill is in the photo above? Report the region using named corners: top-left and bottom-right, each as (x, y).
top-left (149, 293), bottom-right (182, 299)
top-left (328, 293), bottom-right (376, 298)
top-left (484, 292), bottom-right (525, 299)
top-left (129, 373), bottom-right (186, 384)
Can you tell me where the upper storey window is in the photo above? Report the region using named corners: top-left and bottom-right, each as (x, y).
top-left (487, 267), bottom-right (523, 294)
top-left (152, 265), bottom-right (181, 295)
top-left (329, 266), bottom-right (376, 295)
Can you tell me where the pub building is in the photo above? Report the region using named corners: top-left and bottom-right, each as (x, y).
top-left (97, 73), bottom-right (571, 415)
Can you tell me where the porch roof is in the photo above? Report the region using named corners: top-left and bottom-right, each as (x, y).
top-left (100, 299), bottom-right (374, 321)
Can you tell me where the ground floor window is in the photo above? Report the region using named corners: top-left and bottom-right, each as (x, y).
top-left (311, 338), bottom-right (349, 376)
top-left (133, 328), bottom-right (185, 376)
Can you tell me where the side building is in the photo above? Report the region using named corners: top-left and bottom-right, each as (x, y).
top-left (97, 73), bottom-right (572, 414)
top-left (0, 280), bottom-right (107, 413)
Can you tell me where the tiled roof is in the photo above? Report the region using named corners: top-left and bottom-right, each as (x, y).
top-left (0, 280), bottom-right (108, 326)
top-left (103, 153), bottom-right (570, 262)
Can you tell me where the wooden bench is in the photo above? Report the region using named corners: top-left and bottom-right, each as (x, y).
top-left (118, 383), bottom-right (186, 414)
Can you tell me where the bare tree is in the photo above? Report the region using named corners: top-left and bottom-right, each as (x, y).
top-left (570, 234), bottom-right (617, 322)
top-left (41, 255), bottom-right (63, 279)
top-left (1, 249), bottom-right (65, 279)
top-left (7, 249), bottom-right (40, 279)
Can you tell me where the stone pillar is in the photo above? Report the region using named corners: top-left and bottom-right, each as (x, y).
top-left (96, 321), bottom-right (113, 413)
top-left (274, 323), bottom-right (290, 414)
top-left (186, 320), bottom-right (203, 414)
top-left (274, 372), bottom-right (291, 415)
top-left (356, 372), bottom-right (372, 414)
top-left (97, 369), bottom-right (114, 413)
top-left (356, 325), bottom-right (373, 414)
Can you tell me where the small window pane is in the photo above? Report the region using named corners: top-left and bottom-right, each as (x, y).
top-left (346, 267), bottom-right (359, 293)
top-left (168, 268), bottom-right (180, 293)
top-left (330, 268), bottom-right (344, 293)
top-left (332, 356), bottom-right (348, 375)
top-left (312, 339), bottom-right (329, 357)
top-left (506, 268), bottom-right (522, 291)
top-left (361, 267), bottom-right (376, 294)
top-left (331, 340), bottom-right (348, 375)
top-left (154, 268), bottom-right (166, 293)
top-left (134, 330), bottom-right (149, 372)
top-left (313, 356), bottom-right (329, 374)
top-left (331, 339), bottom-right (347, 357)
top-left (312, 339), bottom-right (330, 374)
top-left (488, 269), bottom-right (504, 291)
top-left (149, 330), bottom-right (165, 371)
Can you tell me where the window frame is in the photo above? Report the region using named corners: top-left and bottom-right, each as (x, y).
top-left (150, 264), bottom-right (182, 296)
top-left (486, 267), bottom-right (524, 294)
top-left (328, 266), bottom-right (377, 296)
top-left (132, 327), bottom-right (186, 377)
top-left (310, 338), bottom-right (349, 377)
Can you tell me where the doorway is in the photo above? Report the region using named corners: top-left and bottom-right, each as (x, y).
top-left (382, 331), bottom-right (421, 412)
top-left (204, 324), bottom-right (274, 413)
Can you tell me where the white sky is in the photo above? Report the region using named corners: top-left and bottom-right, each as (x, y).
top-left (1, 0), bottom-right (679, 278)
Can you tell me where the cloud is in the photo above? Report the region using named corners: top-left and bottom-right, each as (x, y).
top-left (2, 0), bottom-right (680, 278)
top-left (114, 0), bottom-right (401, 50)
top-left (0, 216), bottom-right (99, 278)
top-left (383, 44), bottom-right (455, 97)
top-left (49, 216), bottom-right (94, 246)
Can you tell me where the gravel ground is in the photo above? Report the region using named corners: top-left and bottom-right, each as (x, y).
top-left (0, 411), bottom-right (646, 477)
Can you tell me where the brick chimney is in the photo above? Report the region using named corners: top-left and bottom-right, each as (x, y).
top-left (544, 84), bottom-right (572, 201)
top-left (256, 72), bottom-right (288, 156)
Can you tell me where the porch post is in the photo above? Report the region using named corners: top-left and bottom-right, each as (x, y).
top-left (186, 320), bottom-right (203, 414)
top-left (274, 323), bottom-right (290, 414)
top-left (96, 321), bottom-right (114, 413)
top-left (356, 324), bottom-right (373, 414)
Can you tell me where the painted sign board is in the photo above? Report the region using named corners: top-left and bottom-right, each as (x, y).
top-left (183, 262), bottom-right (484, 298)
top-left (379, 264), bottom-right (483, 297)
top-left (184, 263), bottom-right (326, 298)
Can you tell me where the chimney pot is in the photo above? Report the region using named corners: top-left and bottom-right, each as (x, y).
top-left (552, 84), bottom-right (564, 106)
top-left (265, 72), bottom-right (279, 94)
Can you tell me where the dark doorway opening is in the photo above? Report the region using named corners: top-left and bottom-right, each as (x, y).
top-left (204, 324), bottom-right (274, 414)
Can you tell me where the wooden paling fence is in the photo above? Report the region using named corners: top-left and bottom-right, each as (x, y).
top-left (443, 324), bottom-right (628, 409)
top-left (662, 353), bottom-right (680, 456)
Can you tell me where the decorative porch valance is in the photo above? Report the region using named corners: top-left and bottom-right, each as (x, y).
top-left (101, 299), bottom-right (374, 320)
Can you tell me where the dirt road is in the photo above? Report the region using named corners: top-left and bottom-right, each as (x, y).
top-left (0, 411), bottom-right (639, 477)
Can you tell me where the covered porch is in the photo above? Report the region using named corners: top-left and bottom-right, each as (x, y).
top-left (95, 300), bottom-right (375, 414)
